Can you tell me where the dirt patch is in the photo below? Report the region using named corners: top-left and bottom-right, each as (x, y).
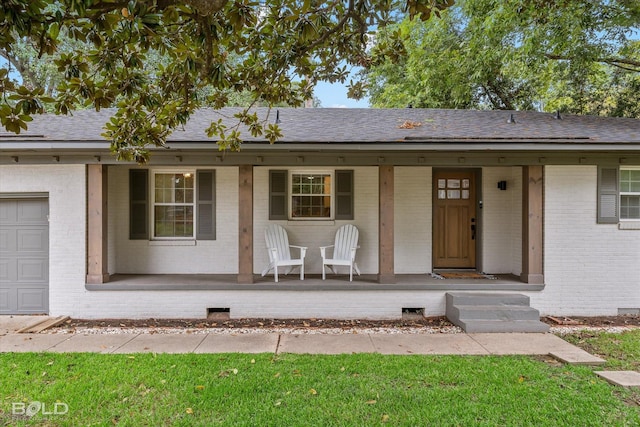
top-left (50, 315), bottom-right (640, 332)
top-left (53, 316), bottom-right (455, 331)
top-left (542, 315), bottom-right (640, 327)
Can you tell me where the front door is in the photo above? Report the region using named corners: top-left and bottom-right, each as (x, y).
top-left (433, 170), bottom-right (477, 269)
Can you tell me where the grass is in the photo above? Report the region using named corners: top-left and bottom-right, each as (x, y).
top-left (1, 351), bottom-right (639, 426)
top-left (561, 329), bottom-right (640, 371)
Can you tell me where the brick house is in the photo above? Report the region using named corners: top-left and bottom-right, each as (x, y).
top-left (1, 108), bottom-right (639, 321)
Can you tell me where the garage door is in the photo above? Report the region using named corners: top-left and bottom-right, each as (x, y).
top-left (0, 198), bottom-right (49, 314)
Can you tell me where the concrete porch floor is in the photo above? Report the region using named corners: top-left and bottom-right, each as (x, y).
top-left (87, 273), bottom-right (545, 292)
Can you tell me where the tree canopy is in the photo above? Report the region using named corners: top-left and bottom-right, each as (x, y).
top-left (364, 0), bottom-right (640, 116)
top-left (0, 0), bottom-right (452, 162)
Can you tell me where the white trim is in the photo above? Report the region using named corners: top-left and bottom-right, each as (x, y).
top-left (148, 240), bottom-right (197, 246)
top-left (286, 220), bottom-right (336, 226)
top-left (619, 167), bottom-right (640, 221)
top-left (618, 221), bottom-right (640, 230)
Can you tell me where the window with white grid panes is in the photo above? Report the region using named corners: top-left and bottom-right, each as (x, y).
top-left (290, 172), bottom-right (333, 219)
top-left (620, 168), bottom-right (640, 220)
top-left (152, 171), bottom-right (195, 237)
top-left (437, 178), bottom-right (471, 200)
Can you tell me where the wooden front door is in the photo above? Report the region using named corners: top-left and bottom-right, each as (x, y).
top-left (433, 170), bottom-right (477, 269)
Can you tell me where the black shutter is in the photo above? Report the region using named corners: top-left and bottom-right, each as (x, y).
top-left (196, 170), bottom-right (216, 240)
top-left (129, 169), bottom-right (148, 239)
top-left (269, 170), bottom-right (288, 220)
top-left (335, 170), bottom-right (354, 220)
top-left (597, 166), bottom-right (619, 224)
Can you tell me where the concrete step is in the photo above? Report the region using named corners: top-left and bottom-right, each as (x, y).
top-left (446, 292), bottom-right (530, 307)
top-left (457, 319), bottom-right (550, 333)
top-left (445, 292), bottom-right (549, 333)
top-left (451, 305), bottom-right (542, 321)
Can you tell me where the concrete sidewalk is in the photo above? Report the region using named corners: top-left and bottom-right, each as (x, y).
top-left (0, 330), bottom-right (605, 364)
top-left (0, 315), bottom-right (605, 364)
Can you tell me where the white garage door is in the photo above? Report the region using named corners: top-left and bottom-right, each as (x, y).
top-left (0, 198), bottom-right (49, 314)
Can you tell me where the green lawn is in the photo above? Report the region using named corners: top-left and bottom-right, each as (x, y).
top-left (561, 329), bottom-right (640, 371)
top-left (1, 350), bottom-right (639, 426)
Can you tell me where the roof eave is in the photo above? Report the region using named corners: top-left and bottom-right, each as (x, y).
top-left (3, 140), bottom-right (640, 152)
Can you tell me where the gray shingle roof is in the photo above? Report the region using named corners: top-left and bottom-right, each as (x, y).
top-left (2, 107), bottom-right (640, 144)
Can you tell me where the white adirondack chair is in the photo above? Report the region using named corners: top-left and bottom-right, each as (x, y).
top-left (261, 224), bottom-right (307, 282)
top-left (320, 224), bottom-right (361, 281)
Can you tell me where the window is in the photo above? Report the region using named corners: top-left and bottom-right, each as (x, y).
top-left (597, 166), bottom-right (640, 224)
top-left (290, 172), bottom-right (333, 219)
top-left (620, 168), bottom-right (640, 220)
top-left (129, 169), bottom-right (216, 240)
top-left (269, 170), bottom-right (353, 221)
top-left (153, 172), bottom-right (195, 238)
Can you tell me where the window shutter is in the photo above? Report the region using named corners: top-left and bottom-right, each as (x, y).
top-left (598, 166), bottom-right (619, 224)
top-left (196, 170), bottom-right (216, 240)
top-left (269, 170), bottom-right (288, 220)
top-left (335, 170), bottom-right (354, 220)
top-left (129, 169), bottom-right (148, 239)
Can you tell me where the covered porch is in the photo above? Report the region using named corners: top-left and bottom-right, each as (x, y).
top-left (85, 163), bottom-right (544, 286)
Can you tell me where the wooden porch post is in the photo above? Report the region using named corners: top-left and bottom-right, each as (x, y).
top-left (86, 164), bottom-right (109, 284)
top-left (378, 165), bottom-right (396, 283)
top-left (238, 165), bottom-right (254, 284)
top-left (521, 165), bottom-right (544, 284)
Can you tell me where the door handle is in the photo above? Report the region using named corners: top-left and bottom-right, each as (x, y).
top-left (471, 218), bottom-right (476, 240)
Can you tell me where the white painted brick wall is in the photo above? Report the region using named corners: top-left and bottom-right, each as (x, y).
top-left (532, 166), bottom-right (640, 315)
top-left (253, 167), bottom-right (379, 275)
top-left (4, 163), bottom-right (634, 319)
top-left (110, 166), bottom-right (239, 274)
top-left (481, 167), bottom-right (522, 275)
top-left (0, 165), bottom-right (87, 316)
top-left (395, 167), bottom-right (432, 273)
top-left (510, 171), bottom-right (523, 275)
top-left (61, 289), bottom-right (448, 319)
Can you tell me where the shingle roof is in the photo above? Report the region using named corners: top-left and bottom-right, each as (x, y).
top-left (2, 107), bottom-right (640, 144)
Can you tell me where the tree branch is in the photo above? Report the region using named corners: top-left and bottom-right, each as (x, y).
top-left (545, 54), bottom-right (640, 72)
top-left (0, 49), bottom-right (40, 90)
top-left (304, 0), bottom-right (361, 53)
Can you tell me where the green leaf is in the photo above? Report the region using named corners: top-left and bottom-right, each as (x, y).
top-left (48, 22), bottom-right (60, 40)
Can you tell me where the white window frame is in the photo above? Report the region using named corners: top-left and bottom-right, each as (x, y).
top-left (289, 170), bottom-right (334, 220)
top-left (620, 167), bottom-right (640, 222)
top-left (151, 169), bottom-right (196, 239)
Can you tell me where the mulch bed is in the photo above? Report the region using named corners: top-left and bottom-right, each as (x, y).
top-left (53, 315), bottom-right (640, 330)
top-left (543, 315), bottom-right (640, 327)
